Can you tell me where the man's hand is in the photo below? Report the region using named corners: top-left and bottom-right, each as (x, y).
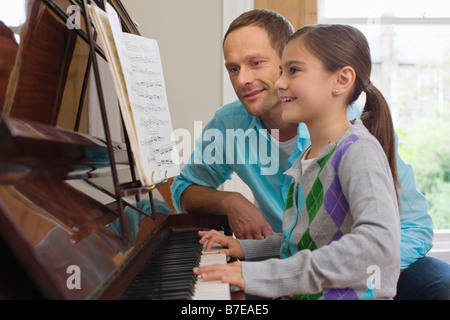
top-left (219, 192), bottom-right (275, 240)
top-left (181, 185), bottom-right (275, 240)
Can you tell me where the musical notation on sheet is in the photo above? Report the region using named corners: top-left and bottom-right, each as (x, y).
top-left (123, 33), bottom-right (179, 180)
top-left (102, 4), bottom-right (180, 185)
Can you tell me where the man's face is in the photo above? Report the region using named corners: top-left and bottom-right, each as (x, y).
top-left (223, 26), bottom-right (281, 117)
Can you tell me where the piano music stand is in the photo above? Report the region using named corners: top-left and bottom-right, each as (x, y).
top-left (78, 0), bottom-right (169, 244)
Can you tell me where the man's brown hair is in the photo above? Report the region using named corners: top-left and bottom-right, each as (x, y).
top-left (223, 9), bottom-right (294, 57)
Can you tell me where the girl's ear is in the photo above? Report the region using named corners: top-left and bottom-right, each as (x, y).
top-left (333, 66), bottom-right (356, 96)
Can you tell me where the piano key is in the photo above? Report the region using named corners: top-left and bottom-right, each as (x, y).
top-left (123, 230), bottom-right (201, 300)
top-left (126, 280), bottom-right (195, 300)
top-left (191, 252), bottom-right (231, 300)
top-left (123, 229), bottom-right (231, 300)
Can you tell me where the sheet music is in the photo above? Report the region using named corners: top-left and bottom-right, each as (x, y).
top-left (122, 33), bottom-right (180, 182)
top-left (90, 4), bottom-right (180, 186)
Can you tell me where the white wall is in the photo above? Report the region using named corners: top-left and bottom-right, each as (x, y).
top-left (121, 0), bottom-right (223, 146)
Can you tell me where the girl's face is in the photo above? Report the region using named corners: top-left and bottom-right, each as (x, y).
top-left (275, 39), bottom-right (336, 124)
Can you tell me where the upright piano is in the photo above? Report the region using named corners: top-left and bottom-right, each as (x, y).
top-left (0, 0), bottom-right (232, 300)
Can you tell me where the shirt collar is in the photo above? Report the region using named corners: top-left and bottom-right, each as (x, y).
top-left (297, 122), bottom-right (310, 140)
top-left (250, 116), bottom-right (310, 168)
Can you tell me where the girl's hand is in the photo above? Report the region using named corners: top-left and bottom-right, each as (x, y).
top-left (193, 261), bottom-right (245, 291)
top-left (198, 230), bottom-right (244, 259)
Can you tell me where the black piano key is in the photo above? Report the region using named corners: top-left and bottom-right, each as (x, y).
top-left (139, 291), bottom-right (192, 300)
top-left (126, 280), bottom-right (195, 297)
top-left (133, 272), bottom-right (197, 284)
top-left (123, 230), bottom-right (204, 300)
top-left (128, 279), bottom-right (195, 292)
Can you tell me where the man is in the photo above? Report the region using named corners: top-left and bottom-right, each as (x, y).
top-left (170, 9), bottom-right (449, 299)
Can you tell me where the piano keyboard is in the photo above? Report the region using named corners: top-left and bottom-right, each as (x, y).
top-left (123, 230), bottom-right (230, 300)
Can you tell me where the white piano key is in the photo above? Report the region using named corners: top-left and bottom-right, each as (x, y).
top-left (192, 252), bottom-right (231, 300)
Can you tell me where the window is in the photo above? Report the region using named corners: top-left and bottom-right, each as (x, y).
top-left (319, 0), bottom-right (450, 230)
top-left (0, 0), bottom-right (27, 43)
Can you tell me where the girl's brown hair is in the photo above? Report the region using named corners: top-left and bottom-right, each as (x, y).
top-left (288, 24), bottom-right (399, 195)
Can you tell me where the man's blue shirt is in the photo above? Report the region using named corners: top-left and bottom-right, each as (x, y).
top-left (171, 99), bottom-right (433, 269)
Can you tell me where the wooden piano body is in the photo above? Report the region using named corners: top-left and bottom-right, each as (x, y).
top-left (0, 0), bottom-right (231, 299)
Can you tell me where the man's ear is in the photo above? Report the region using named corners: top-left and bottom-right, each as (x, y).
top-left (333, 66), bottom-right (356, 96)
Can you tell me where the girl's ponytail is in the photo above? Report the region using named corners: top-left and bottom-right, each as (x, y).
top-left (361, 83), bottom-right (400, 196)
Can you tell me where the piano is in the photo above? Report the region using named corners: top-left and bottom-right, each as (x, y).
top-left (0, 0), bottom-right (233, 300)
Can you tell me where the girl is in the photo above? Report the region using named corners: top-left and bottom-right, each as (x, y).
top-left (194, 24), bottom-right (400, 300)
